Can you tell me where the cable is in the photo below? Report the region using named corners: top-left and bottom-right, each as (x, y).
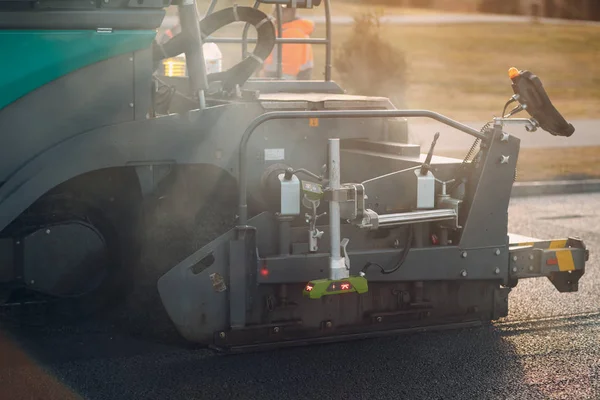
top-left (361, 225), bottom-right (414, 276)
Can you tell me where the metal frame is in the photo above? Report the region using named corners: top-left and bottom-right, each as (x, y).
top-left (204, 0), bottom-right (333, 80)
top-left (237, 109), bottom-right (487, 224)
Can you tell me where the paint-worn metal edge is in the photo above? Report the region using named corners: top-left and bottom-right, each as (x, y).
top-left (512, 179), bottom-right (600, 197)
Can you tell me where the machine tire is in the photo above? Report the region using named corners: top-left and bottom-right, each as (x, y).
top-left (12, 189), bottom-right (141, 321)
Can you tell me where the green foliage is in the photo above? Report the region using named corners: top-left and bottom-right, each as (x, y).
top-left (333, 11), bottom-right (408, 105)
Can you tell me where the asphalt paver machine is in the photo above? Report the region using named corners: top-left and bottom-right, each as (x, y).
top-left (0, 0), bottom-right (588, 352)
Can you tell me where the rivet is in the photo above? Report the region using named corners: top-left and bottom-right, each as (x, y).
top-left (129, 103), bottom-right (134, 108)
top-left (461, 251), bottom-right (468, 258)
top-left (494, 267), bottom-right (500, 274)
top-left (512, 267), bottom-right (518, 273)
top-left (30, 280), bottom-right (35, 284)
top-left (219, 332), bottom-right (226, 339)
top-left (461, 270), bottom-right (468, 277)
top-left (495, 249), bottom-right (501, 256)
top-left (512, 256), bottom-right (518, 262)
top-left (46, 229), bottom-right (51, 234)
top-left (376, 316), bottom-right (382, 323)
top-left (326, 321), bottom-right (332, 328)
top-left (273, 327), bottom-right (280, 333)
top-left (529, 265), bottom-right (534, 271)
top-left (529, 254), bottom-right (534, 260)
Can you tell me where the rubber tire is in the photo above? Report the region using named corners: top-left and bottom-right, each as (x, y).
top-left (22, 191), bottom-right (141, 321)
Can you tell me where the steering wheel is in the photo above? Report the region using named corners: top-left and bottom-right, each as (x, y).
top-left (153, 6), bottom-right (276, 94)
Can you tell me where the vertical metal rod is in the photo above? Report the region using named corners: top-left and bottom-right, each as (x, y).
top-left (206, 0), bottom-right (218, 16)
top-left (178, 0), bottom-right (209, 109)
top-left (278, 216), bottom-right (292, 255)
top-left (328, 138), bottom-right (345, 280)
top-left (276, 5), bottom-right (283, 79)
top-left (242, 0), bottom-right (260, 59)
top-left (439, 227), bottom-right (449, 245)
top-left (324, 0), bottom-right (332, 81)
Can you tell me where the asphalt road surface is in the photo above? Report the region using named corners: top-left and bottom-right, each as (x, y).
top-left (1, 193), bottom-right (599, 400)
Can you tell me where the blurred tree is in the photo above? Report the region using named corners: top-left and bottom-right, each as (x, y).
top-left (334, 11), bottom-right (408, 106)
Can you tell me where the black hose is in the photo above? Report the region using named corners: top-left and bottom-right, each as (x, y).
top-left (153, 6), bottom-right (276, 93)
top-left (361, 225), bottom-right (414, 276)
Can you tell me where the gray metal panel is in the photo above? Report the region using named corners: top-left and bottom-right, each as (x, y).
top-left (157, 213), bottom-right (272, 341)
top-left (0, 100), bottom-right (390, 232)
top-left (459, 130), bottom-right (520, 248)
top-left (133, 48), bottom-right (154, 121)
top-left (0, 53), bottom-right (135, 183)
top-left (258, 246), bottom-right (508, 283)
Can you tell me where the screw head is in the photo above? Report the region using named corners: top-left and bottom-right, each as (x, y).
top-left (495, 249), bottom-right (501, 256)
top-left (219, 332), bottom-right (226, 339)
top-left (512, 267), bottom-right (518, 273)
top-left (376, 316), bottom-right (382, 323)
top-left (30, 280), bottom-right (35, 285)
top-left (273, 327), bottom-right (280, 333)
top-left (494, 267), bottom-right (500, 274)
top-left (461, 270), bottom-right (468, 277)
top-left (461, 251), bottom-right (468, 258)
top-left (529, 265), bottom-right (534, 271)
top-left (501, 132), bottom-right (510, 142)
top-left (500, 155), bottom-right (510, 164)
top-left (512, 256), bottom-right (518, 262)
top-left (325, 321), bottom-right (332, 328)
top-left (46, 229), bottom-right (51, 234)
top-left (529, 254), bottom-right (534, 260)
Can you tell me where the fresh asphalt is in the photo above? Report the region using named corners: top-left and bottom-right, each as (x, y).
top-left (1, 192), bottom-right (599, 400)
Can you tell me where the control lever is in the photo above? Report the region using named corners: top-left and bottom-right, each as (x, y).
top-left (421, 132), bottom-right (440, 176)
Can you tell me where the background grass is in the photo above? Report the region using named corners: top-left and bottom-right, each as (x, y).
top-left (211, 21), bottom-right (600, 120)
top-left (191, 2), bottom-right (600, 181)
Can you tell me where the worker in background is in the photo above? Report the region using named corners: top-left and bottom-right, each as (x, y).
top-left (262, 6), bottom-right (314, 80)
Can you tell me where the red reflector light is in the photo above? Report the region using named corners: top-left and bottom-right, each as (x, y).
top-left (431, 234), bottom-right (439, 245)
top-left (305, 284), bottom-right (313, 291)
top-left (547, 258), bottom-right (558, 265)
top-left (260, 268), bottom-right (269, 277)
top-left (341, 283), bottom-right (350, 290)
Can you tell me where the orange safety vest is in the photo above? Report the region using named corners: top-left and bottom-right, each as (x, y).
top-left (263, 18), bottom-right (315, 77)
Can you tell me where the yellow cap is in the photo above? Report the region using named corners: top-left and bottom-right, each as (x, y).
top-left (508, 67), bottom-right (520, 80)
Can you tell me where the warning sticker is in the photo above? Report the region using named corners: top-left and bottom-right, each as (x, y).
top-left (264, 148), bottom-right (285, 161)
top-left (210, 273), bottom-right (227, 292)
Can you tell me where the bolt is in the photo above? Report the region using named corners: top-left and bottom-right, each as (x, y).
top-left (461, 251), bottom-right (468, 259)
top-left (513, 256), bottom-right (518, 262)
top-left (219, 332), bottom-right (226, 339)
top-left (512, 267), bottom-right (518, 273)
top-left (376, 316), bottom-right (382, 323)
top-left (529, 254), bottom-right (534, 260)
top-left (494, 267), bottom-right (500, 274)
top-left (46, 229), bottom-right (51, 234)
top-left (461, 270), bottom-right (468, 277)
top-left (325, 321), bottom-right (332, 328)
top-left (273, 327), bottom-right (280, 333)
top-left (495, 249), bottom-right (501, 256)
